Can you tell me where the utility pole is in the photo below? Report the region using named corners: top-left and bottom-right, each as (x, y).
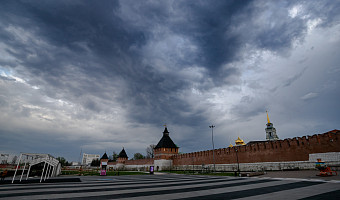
top-left (209, 125), bottom-right (216, 172)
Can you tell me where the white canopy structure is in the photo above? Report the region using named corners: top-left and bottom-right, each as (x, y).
top-left (12, 153), bottom-right (60, 183)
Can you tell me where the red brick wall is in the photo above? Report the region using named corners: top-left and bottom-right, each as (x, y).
top-left (172, 130), bottom-right (340, 165)
top-left (154, 147), bottom-right (179, 159)
top-left (124, 158), bottom-right (154, 165)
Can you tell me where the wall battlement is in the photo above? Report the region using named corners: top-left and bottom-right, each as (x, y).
top-left (172, 130), bottom-right (339, 166)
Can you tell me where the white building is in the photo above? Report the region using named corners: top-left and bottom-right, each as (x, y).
top-left (0, 153), bottom-right (9, 164)
top-left (82, 153), bottom-right (100, 166)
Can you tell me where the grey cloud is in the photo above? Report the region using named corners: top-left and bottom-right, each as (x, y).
top-left (2, 0), bottom-right (334, 128)
top-left (1, 0), bottom-right (339, 160)
top-left (0, 75), bottom-right (16, 82)
top-left (282, 67), bottom-right (307, 87)
top-left (300, 92), bottom-right (318, 100)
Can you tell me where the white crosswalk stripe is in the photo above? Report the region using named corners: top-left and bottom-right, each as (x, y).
top-left (0, 174), bottom-right (339, 199)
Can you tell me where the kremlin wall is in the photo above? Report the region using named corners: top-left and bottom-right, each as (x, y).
top-left (100, 115), bottom-right (340, 172)
top-left (102, 129), bottom-right (340, 172)
top-left (173, 130), bottom-right (340, 164)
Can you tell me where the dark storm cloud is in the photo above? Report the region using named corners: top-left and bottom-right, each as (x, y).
top-left (169, 1), bottom-right (251, 71)
top-left (1, 0), bottom-right (340, 159)
top-left (2, 0), bottom-right (339, 126)
top-left (118, 0), bottom-right (252, 82)
top-left (1, 0), bottom-right (211, 126)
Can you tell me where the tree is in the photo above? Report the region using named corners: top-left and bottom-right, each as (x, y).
top-left (133, 153), bottom-right (145, 160)
top-left (112, 151), bottom-right (118, 162)
top-left (91, 159), bottom-right (100, 166)
top-left (146, 144), bottom-right (155, 158)
top-left (56, 157), bottom-right (70, 167)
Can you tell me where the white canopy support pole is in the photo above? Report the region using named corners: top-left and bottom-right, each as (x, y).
top-left (48, 165), bottom-right (54, 179)
top-left (26, 164), bottom-right (32, 180)
top-left (44, 164), bottom-right (50, 181)
top-left (53, 164), bottom-right (57, 176)
top-left (51, 165), bottom-right (55, 177)
top-left (12, 154), bottom-right (22, 184)
top-left (48, 164), bottom-right (52, 179)
top-left (40, 161), bottom-right (47, 183)
top-left (48, 164), bottom-right (52, 178)
top-left (47, 165), bottom-right (51, 179)
top-left (20, 159), bottom-right (27, 182)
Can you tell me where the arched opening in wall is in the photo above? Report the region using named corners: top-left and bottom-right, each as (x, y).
top-left (157, 166), bottom-right (159, 171)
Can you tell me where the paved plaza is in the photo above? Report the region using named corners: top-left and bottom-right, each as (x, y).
top-left (0, 174), bottom-right (340, 199)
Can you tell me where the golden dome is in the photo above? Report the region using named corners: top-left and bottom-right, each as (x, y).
top-left (228, 143), bottom-right (233, 148)
top-left (235, 137), bottom-right (246, 146)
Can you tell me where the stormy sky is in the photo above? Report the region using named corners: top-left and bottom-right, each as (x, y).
top-left (1, 0), bottom-right (339, 162)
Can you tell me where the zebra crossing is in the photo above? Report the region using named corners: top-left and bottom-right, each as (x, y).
top-left (0, 174), bottom-right (339, 199)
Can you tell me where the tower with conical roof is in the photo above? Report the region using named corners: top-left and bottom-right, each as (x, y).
top-left (154, 126), bottom-right (179, 171)
top-left (117, 148), bottom-right (128, 163)
top-left (100, 152), bottom-right (109, 175)
top-left (116, 148), bottom-right (128, 170)
top-left (265, 111), bottom-right (279, 141)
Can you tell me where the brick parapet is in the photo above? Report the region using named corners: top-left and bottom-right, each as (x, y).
top-left (172, 130), bottom-right (340, 166)
top-left (124, 158), bottom-right (154, 165)
top-left (116, 130), bottom-right (339, 167)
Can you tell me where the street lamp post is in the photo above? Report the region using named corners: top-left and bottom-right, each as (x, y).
top-left (235, 147), bottom-right (240, 176)
top-left (209, 125), bottom-right (216, 172)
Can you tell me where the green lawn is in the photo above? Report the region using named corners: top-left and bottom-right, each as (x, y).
top-left (106, 171), bottom-right (148, 176)
top-left (162, 170), bottom-right (236, 176)
top-left (61, 170), bottom-right (148, 176)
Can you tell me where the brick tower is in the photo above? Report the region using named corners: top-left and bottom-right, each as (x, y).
top-left (265, 111), bottom-right (279, 141)
top-left (116, 148), bottom-right (128, 170)
top-left (117, 148), bottom-right (128, 163)
top-left (154, 126), bottom-right (179, 171)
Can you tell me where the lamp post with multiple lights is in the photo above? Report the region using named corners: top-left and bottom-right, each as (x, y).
top-left (209, 125), bottom-right (216, 172)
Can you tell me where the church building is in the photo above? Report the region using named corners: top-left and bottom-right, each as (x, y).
top-left (265, 111), bottom-right (279, 141)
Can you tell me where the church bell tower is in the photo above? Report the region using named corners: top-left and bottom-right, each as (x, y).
top-left (265, 111), bottom-right (279, 141)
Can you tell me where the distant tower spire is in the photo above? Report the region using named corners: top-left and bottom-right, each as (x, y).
top-left (163, 125), bottom-right (169, 136)
top-left (266, 110), bottom-right (271, 124)
top-left (265, 111), bottom-right (279, 141)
